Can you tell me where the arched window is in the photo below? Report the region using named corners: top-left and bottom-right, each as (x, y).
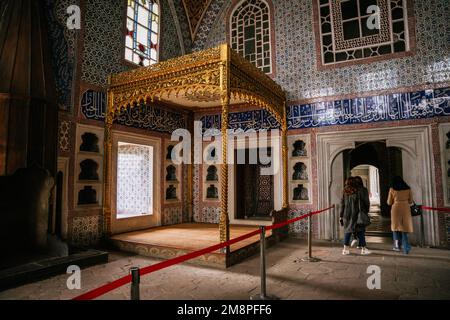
top-left (230, 0), bottom-right (273, 74)
top-left (125, 0), bottom-right (159, 67)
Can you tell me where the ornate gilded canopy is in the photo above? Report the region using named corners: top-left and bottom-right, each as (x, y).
top-left (107, 44), bottom-right (286, 124)
top-left (104, 44), bottom-right (288, 249)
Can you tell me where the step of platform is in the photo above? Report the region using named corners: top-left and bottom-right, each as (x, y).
top-left (0, 249), bottom-right (108, 291)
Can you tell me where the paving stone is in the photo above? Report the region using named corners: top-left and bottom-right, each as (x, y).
top-left (0, 239), bottom-right (449, 300)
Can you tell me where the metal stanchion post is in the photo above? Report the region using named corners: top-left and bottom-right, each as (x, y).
top-left (419, 213), bottom-right (425, 248)
top-left (251, 226), bottom-right (278, 300)
top-left (334, 205), bottom-right (339, 243)
top-left (331, 205), bottom-right (336, 242)
top-left (301, 211), bottom-right (321, 262)
top-left (333, 205), bottom-right (338, 242)
top-left (130, 267), bottom-right (140, 300)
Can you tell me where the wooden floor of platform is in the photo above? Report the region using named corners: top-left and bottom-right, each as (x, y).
top-left (110, 223), bottom-right (272, 267)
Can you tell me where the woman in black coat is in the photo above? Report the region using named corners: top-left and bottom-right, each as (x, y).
top-left (340, 177), bottom-right (371, 255)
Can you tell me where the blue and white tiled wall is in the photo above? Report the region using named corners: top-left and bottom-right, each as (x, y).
top-left (200, 87), bottom-right (450, 131)
top-left (195, 0), bottom-right (450, 102)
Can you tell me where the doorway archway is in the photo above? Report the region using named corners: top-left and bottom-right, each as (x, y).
top-left (317, 125), bottom-right (438, 246)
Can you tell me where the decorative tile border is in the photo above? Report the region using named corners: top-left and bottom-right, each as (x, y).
top-left (193, 164), bottom-right (201, 221)
top-left (288, 86), bottom-right (450, 129)
top-left (80, 89), bottom-right (187, 133)
top-left (201, 109), bottom-right (280, 132)
top-left (446, 215), bottom-right (450, 246)
top-left (200, 86), bottom-right (450, 131)
top-left (58, 120), bottom-right (71, 152)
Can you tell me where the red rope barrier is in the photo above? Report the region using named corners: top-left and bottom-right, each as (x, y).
top-left (73, 229), bottom-right (260, 300)
top-left (72, 205), bottom-right (334, 300)
top-left (266, 206), bottom-right (334, 231)
top-left (421, 206), bottom-right (450, 213)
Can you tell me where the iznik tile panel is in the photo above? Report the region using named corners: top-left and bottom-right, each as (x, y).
top-left (288, 87), bottom-right (450, 129)
top-left (200, 87), bottom-right (450, 131)
top-left (80, 90), bottom-right (187, 133)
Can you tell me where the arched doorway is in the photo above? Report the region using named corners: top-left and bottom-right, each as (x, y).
top-left (350, 164), bottom-right (389, 235)
top-left (317, 126), bottom-right (439, 246)
top-left (343, 141), bottom-right (403, 237)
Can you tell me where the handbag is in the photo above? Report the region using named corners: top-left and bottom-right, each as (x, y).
top-left (357, 210), bottom-right (371, 226)
top-left (357, 197), bottom-right (371, 226)
top-left (410, 202), bottom-right (422, 216)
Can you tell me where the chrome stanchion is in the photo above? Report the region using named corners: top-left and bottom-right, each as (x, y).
top-left (251, 226), bottom-right (278, 300)
top-left (333, 205), bottom-right (339, 242)
top-left (331, 205), bottom-right (336, 242)
top-left (419, 212), bottom-right (425, 248)
top-left (301, 211), bottom-right (321, 262)
top-left (130, 267), bottom-right (140, 300)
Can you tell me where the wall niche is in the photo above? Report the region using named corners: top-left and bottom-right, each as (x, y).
top-left (288, 134), bottom-right (312, 204)
top-left (79, 159), bottom-right (99, 181)
top-left (166, 165), bottom-right (177, 182)
top-left (202, 142), bottom-right (220, 202)
top-left (75, 124), bottom-right (104, 209)
top-left (206, 165), bottom-right (218, 181)
top-left (80, 132), bottom-right (100, 153)
top-left (164, 140), bottom-right (181, 203)
top-left (166, 184), bottom-right (178, 200)
top-left (78, 186), bottom-right (98, 205)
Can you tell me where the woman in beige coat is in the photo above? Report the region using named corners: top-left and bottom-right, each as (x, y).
top-left (387, 176), bottom-right (414, 254)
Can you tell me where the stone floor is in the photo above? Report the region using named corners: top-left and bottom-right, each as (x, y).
top-left (1, 238), bottom-right (449, 300)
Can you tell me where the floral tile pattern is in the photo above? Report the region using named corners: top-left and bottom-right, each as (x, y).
top-left (45, 0), bottom-right (78, 111)
top-left (163, 207), bottom-right (183, 225)
top-left (194, 0), bottom-right (450, 101)
top-left (160, 0), bottom-right (184, 61)
top-left (58, 120), bottom-right (71, 152)
top-left (200, 207), bottom-right (221, 223)
top-left (71, 215), bottom-right (102, 246)
top-left (193, 164), bottom-right (201, 221)
top-left (288, 209), bottom-right (309, 235)
top-left (81, 0), bottom-right (183, 87)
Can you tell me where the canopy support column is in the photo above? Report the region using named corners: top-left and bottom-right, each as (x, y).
top-left (219, 46), bottom-right (230, 253)
top-left (282, 108), bottom-right (288, 209)
top-left (220, 98), bottom-right (230, 251)
top-left (103, 88), bottom-right (114, 236)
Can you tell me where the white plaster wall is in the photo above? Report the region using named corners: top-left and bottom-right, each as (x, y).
top-left (330, 153), bottom-right (344, 240)
top-left (402, 149), bottom-right (423, 245)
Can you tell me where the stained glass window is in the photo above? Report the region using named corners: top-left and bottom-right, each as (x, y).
top-left (125, 0), bottom-right (159, 67)
top-left (117, 142), bottom-right (153, 218)
top-left (230, 0), bottom-right (273, 74)
top-left (317, 0), bottom-right (410, 66)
